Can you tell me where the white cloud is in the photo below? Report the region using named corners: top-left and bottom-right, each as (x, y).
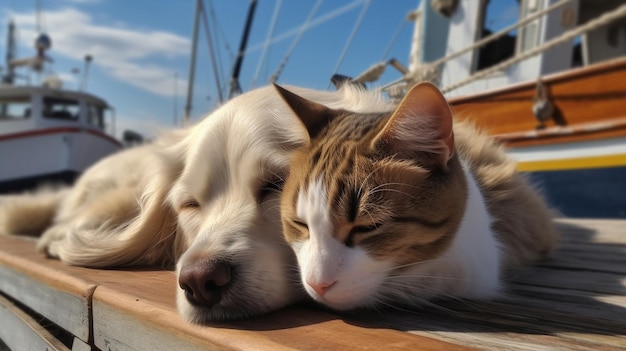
top-left (9, 8), bottom-right (189, 97)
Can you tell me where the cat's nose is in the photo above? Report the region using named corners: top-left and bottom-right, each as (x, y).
top-left (179, 259), bottom-right (232, 307)
top-left (307, 279), bottom-right (336, 296)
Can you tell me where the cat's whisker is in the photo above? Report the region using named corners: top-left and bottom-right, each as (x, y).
top-left (360, 207), bottom-right (376, 227)
top-left (380, 257), bottom-right (463, 274)
top-left (356, 166), bottom-right (380, 202)
top-left (369, 182), bottom-right (422, 193)
top-left (386, 274), bottom-right (466, 282)
top-left (386, 257), bottom-right (453, 270)
top-left (264, 169), bottom-right (287, 183)
top-left (376, 289), bottom-right (459, 315)
top-left (369, 297), bottom-right (427, 315)
top-left (368, 187), bottom-right (419, 201)
top-left (262, 203), bottom-right (282, 216)
top-left (379, 278), bottom-right (488, 311)
top-left (380, 281), bottom-right (467, 304)
top-left (380, 282), bottom-right (457, 306)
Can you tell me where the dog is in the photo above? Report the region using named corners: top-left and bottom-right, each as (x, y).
top-left (0, 84), bottom-right (389, 323)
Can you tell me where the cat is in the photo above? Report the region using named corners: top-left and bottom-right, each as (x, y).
top-left (276, 82), bottom-right (557, 311)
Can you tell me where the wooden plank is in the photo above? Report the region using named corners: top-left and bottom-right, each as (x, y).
top-left (0, 294), bottom-right (70, 351)
top-left (554, 219), bottom-right (626, 244)
top-left (537, 249), bottom-right (626, 275)
top-left (1, 218), bottom-right (625, 351)
top-left (505, 284), bottom-right (626, 323)
top-left (345, 295), bottom-right (626, 351)
top-left (512, 267), bottom-right (626, 295)
top-left (92, 272), bottom-right (473, 351)
top-left (0, 236), bottom-right (94, 343)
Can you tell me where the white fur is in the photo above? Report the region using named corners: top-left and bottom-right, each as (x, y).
top-left (293, 164), bottom-right (501, 310)
top-left (295, 177), bottom-right (393, 310)
top-left (404, 165), bottom-right (502, 299)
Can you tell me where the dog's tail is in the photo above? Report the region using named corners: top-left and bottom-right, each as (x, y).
top-left (0, 186), bottom-right (68, 237)
top-left (43, 165), bottom-right (184, 269)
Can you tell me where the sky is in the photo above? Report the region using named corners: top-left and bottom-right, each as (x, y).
top-left (0, 0), bottom-right (426, 139)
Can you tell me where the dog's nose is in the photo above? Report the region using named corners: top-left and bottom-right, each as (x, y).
top-left (178, 259), bottom-right (232, 307)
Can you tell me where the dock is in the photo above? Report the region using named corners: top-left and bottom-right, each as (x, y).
top-left (1, 218), bottom-right (625, 350)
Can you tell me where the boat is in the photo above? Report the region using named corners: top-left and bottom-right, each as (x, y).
top-left (345, 0), bottom-right (626, 218)
top-left (0, 20), bottom-right (122, 193)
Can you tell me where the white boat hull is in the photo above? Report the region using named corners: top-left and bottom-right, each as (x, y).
top-left (0, 127), bottom-right (121, 190)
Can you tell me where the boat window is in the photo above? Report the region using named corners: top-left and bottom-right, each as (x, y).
top-left (87, 104), bottom-right (104, 128)
top-left (0, 97), bottom-right (32, 121)
top-left (475, 0), bottom-right (519, 71)
top-left (518, 0), bottom-right (542, 53)
top-left (42, 97), bottom-right (80, 120)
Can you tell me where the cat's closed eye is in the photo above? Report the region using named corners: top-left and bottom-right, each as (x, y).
top-left (346, 224), bottom-right (380, 247)
top-left (290, 219), bottom-right (309, 231)
top-left (350, 224), bottom-right (379, 234)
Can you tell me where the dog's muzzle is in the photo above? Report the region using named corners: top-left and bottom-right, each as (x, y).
top-left (178, 258), bottom-right (233, 307)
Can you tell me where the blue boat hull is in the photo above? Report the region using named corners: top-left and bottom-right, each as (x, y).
top-left (525, 166), bottom-right (626, 219)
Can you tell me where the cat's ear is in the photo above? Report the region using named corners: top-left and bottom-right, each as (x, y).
top-left (370, 82), bottom-right (454, 170)
top-left (274, 84), bottom-right (341, 139)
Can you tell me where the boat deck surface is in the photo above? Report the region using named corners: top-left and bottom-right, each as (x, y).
top-left (0, 218), bottom-right (624, 351)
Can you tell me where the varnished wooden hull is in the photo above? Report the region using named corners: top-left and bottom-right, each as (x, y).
top-left (449, 57), bottom-right (626, 218)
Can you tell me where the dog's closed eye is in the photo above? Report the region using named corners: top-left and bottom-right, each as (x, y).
top-left (180, 198), bottom-right (201, 210)
top-left (258, 179), bottom-right (284, 202)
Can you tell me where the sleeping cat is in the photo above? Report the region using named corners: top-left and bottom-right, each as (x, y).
top-left (276, 82), bottom-right (557, 311)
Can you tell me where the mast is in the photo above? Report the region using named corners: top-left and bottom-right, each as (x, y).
top-left (3, 20), bottom-right (16, 84)
top-left (228, 0), bottom-right (257, 99)
top-left (184, 0), bottom-right (201, 126)
top-left (199, 0), bottom-right (224, 104)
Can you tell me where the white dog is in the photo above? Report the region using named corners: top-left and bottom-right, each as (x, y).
top-left (0, 84), bottom-right (387, 323)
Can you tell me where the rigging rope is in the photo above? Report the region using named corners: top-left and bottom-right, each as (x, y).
top-left (441, 2), bottom-right (626, 93)
top-left (199, 0), bottom-right (223, 103)
top-left (432, 0), bottom-right (575, 69)
top-left (381, 19), bottom-right (407, 61)
top-left (207, 0), bottom-right (229, 96)
top-left (269, 0), bottom-right (323, 83)
top-left (327, 0), bottom-right (371, 89)
top-left (250, 0), bottom-right (283, 89)
top-left (379, 0), bottom-right (576, 93)
top-left (207, 0), bottom-right (234, 63)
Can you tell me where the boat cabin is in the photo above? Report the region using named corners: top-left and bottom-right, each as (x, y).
top-left (410, 0), bottom-right (626, 97)
top-left (0, 86), bottom-right (111, 134)
top-left (0, 85), bottom-right (121, 192)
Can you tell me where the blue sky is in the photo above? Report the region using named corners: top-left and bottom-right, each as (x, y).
top-left (1, 0), bottom-right (423, 138)
top-left (1, 0), bottom-right (521, 139)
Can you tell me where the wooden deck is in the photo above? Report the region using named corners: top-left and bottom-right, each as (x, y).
top-left (0, 218), bottom-right (625, 350)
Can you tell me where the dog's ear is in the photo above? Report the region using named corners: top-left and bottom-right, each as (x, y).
top-left (274, 84), bottom-right (342, 139)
